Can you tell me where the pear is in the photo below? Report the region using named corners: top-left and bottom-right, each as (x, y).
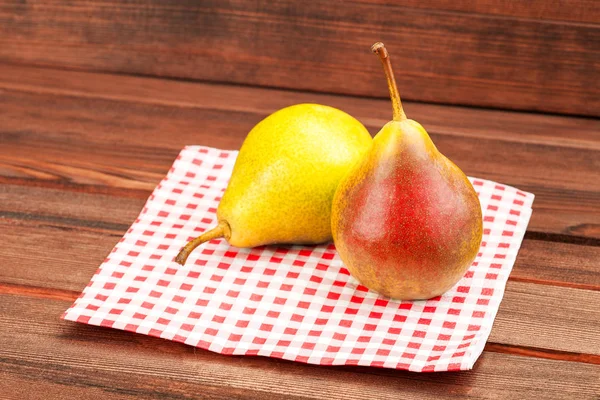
top-left (176, 103), bottom-right (372, 265)
top-left (331, 43), bottom-right (483, 300)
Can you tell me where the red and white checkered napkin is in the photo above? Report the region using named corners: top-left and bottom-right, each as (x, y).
top-left (63, 146), bottom-right (534, 372)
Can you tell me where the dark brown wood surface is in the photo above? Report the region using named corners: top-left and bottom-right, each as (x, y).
top-left (0, 1), bottom-right (599, 116)
top-left (1, 294), bottom-right (599, 400)
top-left (1, 63), bottom-right (599, 399)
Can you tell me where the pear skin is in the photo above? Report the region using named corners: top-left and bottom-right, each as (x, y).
top-left (176, 103), bottom-right (372, 265)
top-left (331, 43), bottom-right (483, 300)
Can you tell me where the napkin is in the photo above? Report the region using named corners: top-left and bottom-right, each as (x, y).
top-left (63, 146), bottom-right (534, 372)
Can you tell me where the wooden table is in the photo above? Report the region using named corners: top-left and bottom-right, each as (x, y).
top-left (1, 1), bottom-right (599, 397)
top-left (1, 63), bottom-right (599, 399)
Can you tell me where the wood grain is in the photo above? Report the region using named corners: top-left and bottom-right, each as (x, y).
top-left (0, 219), bottom-right (122, 292)
top-left (1, 65), bottom-right (599, 240)
top-left (510, 239), bottom-right (600, 291)
top-left (358, 0), bottom-right (600, 24)
top-left (2, 190), bottom-right (599, 292)
top-left (0, 1), bottom-right (598, 115)
top-left (484, 343), bottom-right (600, 365)
top-left (0, 59), bottom-right (599, 397)
top-left (0, 184), bottom-right (143, 229)
top-left (1, 294), bottom-right (599, 400)
top-left (2, 64), bottom-right (599, 149)
top-left (490, 281), bottom-right (600, 355)
top-left (0, 375), bottom-right (139, 400)
top-left (2, 214), bottom-right (599, 356)
top-left (0, 283), bottom-right (79, 303)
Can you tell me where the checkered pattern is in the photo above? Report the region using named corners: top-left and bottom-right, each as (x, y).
top-left (63, 146), bottom-right (534, 372)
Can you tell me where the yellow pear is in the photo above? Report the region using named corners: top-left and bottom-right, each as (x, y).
top-left (176, 103), bottom-right (372, 265)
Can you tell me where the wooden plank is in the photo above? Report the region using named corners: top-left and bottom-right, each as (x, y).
top-left (0, 184), bottom-right (143, 229)
top-left (0, 1), bottom-right (598, 116)
top-left (2, 64), bottom-right (599, 150)
top-left (0, 219), bottom-right (123, 293)
top-left (1, 65), bottom-right (598, 240)
top-left (1, 194), bottom-right (599, 292)
top-left (0, 375), bottom-right (138, 400)
top-left (490, 281), bottom-right (600, 355)
top-left (0, 294), bottom-right (598, 400)
top-left (2, 215), bottom-right (599, 355)
top-left (510, 240), bottom-right (600, 291)
top-left (484, 343), bottom-right (600, 365)
top-left (359, 0), bottom-right (600, 24)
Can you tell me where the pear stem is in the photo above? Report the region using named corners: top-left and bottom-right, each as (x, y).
top-left (371, 42), bottom-right (406, 121)
top-left (175, 221), bottom-right (230, 266)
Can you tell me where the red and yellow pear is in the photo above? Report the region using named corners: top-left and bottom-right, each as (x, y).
top-left (331, 43), bottom-right (483, 300)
